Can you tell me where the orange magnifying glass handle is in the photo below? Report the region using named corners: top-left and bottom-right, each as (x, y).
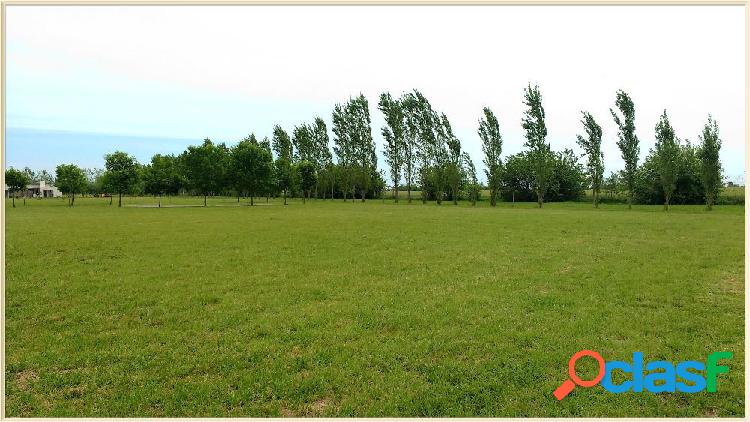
top-left (553, 379), bottom-right (576, 401)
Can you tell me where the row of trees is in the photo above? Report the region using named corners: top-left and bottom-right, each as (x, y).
top-left (5, 86), bottom-right (725, 210)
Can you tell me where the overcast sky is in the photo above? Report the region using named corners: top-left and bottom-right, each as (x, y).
top-left (5, 5), bottom-right (746, 182)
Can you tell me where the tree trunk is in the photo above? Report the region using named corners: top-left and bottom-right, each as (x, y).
top-left (490, 188), bottom-right (496, 207)
top-left (283, 189), bottom-right (287, 205)
top-left (204, 195), bottom-right (207, 207)
top-left (453, 187), bottom-right (458, 205)
top-left (251, 194), bottom-right (254, 206)
top-left (118, 192), bottom-right (122, 208)
top-left (72, 193), bottom-right (75, 207)
top-left (23, 195), bottom-right (26, 206)
top-left (407, 182), bottom-right (412, 204)
top-left (303, 192), bottom-right (306, 204)
top-left (394, 185), bottom-right (398, 203)
top-left (159, 194), bottom-right (162, 208)
top-left (110, 195), bottom-right (113, 206)
top-left (11, 195), bottom-right (15, 208)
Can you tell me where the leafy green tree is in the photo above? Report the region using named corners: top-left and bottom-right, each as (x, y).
top-left (5, 168), bottom-right (30, 207)
top-left (83, 168), bottom-right (104, 197)
top-left (260, 136), bottom-right (276, 202)
top-left (576, 111), bottom-right (605, 208)
top-left (462, 152), bottom-right (480, 206)
top-left (143, 154), bottom-right (182, 207)
top-left (332, 103), bottom-right (356, 201)
top-left (654, 110), bottom-right (680, 211)
top-left (442, 114), bottom-right (463, 205)
top-left (603, 171), bottom-right (624, 201)
top-left (104, 151), bottom-right (140, 207)
top-left (478, 107), bottom-right (503, 206)
top-left (297, 160), bottom-right (317, 203)
top-left (610, 89), bottom-right (640, 209)
top-left (698, 115), bottom-right (722, 210)
top-left (181, 139), bottom-right (228, 207)
top-left (349, 94), bottom-right (376, 202)
top-left (379, 92), bottom-right (406, 202)
top-left (272, 125), bottom-right (293, 162)
top-left (332, 96), bottom-right (375, 202)
top-left (30, 169), bottom-right (55, 185)
top-left (402, 90), bottom-right (442, 204)
top-left (275, 157), bottom-right (293, 205)
top-left (521, 84), bottom-right (551, 208)
top-left (633, 141), bottom-right (706, 206)
top-left (500, 150), bottom-right (585, 203)
top-left (311, 117), bottom-right (332, 199)
top-left (55, 164), bottom-right (87, 206)
top-left (399, 93), bottom-right (419, 203)
top-left (231, 139), bottom-right (274, 206)
top-left (293, 124), bottom-right (316, 163)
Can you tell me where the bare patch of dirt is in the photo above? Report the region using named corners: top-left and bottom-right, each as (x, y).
top-left (280, 404), bottom-right (296, 417)
top-left (16, 369), bottom-right (39, 391)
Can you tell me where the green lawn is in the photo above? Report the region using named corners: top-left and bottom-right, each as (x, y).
top-left (5, 197), bottom-right (745, 416)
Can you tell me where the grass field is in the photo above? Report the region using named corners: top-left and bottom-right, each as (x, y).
top-left (5, 197), bottom-right (745, 416)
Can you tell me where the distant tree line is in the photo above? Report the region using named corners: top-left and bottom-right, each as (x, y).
top-left (5, 86), bottom-right (726, 211)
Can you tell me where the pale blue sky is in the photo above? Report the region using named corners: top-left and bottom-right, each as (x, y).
top-left (5, 5), bottom-right (746, 183)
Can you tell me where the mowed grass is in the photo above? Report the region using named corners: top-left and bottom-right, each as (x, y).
top-left (5, 197), bottom-right (745, 416)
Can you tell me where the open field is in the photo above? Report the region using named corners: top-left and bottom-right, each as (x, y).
top-left (5, 197), bottom-right (745, 416)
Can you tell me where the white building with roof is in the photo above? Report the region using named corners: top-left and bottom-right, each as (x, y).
top-left (4, 180), bottom-right (62, 198)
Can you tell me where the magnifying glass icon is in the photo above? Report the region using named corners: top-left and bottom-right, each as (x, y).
top-left (553, 349), bottom-right (605, 400)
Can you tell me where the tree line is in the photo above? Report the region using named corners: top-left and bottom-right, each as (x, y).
top-left (5, 86), bottom-right (725, 210)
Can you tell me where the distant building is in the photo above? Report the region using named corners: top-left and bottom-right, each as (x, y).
top-left (4, 180), bottom-right (62, 198)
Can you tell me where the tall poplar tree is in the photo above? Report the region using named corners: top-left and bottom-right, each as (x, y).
top-left (272, 125), bottom-right (294, 204)
top-left (479, 107), bottom-right (503, 207)
top-left (576, 111), bottom-right (604, 208)
top-left (521, 84), bottom-right (550, 208)
top-left (463, 152), bottom-right (479, 206)
top-left (441, 113), bottom-right (463, 205)
top-left (293, 124), bottom-right (316, 163)
top-left (272, 125), bottom-right (293, 162)
top-left (698, 115), bottom-right (723, 211)
top-left (332, 103), bottom-right (356, 201)
top-left (654, 110), bottom-right (680, 211)
top-left (400, 92), bottom-right (419, 203)
top-left (333, 94), bottom-right (376, 202)
top-left (311, 117), bottom-right (332, 199)
top-left (610, 89), bottom-right (640, 209)
top-left (402, 90), bottom-right (440, 204)
top-left (378, 92), bottom-right (406, 202)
